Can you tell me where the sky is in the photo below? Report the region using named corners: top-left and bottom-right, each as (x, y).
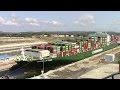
top-left (0, 11), bottom-right (120, 32)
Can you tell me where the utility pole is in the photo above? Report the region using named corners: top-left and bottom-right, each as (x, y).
top-left (118, 61), bottom-right (120, 73)
top-left (42, 59), bottom-right (44, 75)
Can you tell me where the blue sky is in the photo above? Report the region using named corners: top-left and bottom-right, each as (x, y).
top-left (0, 11), bottom-right (120, 32)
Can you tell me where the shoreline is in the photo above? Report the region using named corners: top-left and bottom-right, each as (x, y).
top-left (0, 41), bottom-right (47, 48)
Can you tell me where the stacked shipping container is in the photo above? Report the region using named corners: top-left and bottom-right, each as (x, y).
top-left (31, 32), bottom-right (118, 59)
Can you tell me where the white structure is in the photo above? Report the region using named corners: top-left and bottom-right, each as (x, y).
top-left (24, 49), bottom-right (50, 59)
top-left (106, 34), bottom-right (111, 45)
top-left (43, 35), bottom-right (48, 37)
top-left (104, 54), bottom-right (115, 62)
top-left (58, 35), bottom-right (65, 37)
top-left (65, 35), bottom-right (69, 37)
top-left (70, 35), bottom-right (74, 37)
top-left (21, 47), bottom-right (26, 60)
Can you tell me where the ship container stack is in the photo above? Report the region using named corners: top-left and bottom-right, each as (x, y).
top-left (31, 43), bottom-right (46, 49)
top-left (16, 32), bottom-right (119, 63)
top-left (79, 40), bottom-right (83, 52)
top-left (83, 40), bottom-right (88, 52)
top-left (57, 46), bottom-right (61, 57)
top-left (31, 32), bottom-right (117, 60)
top-left (111, 35), bottom-right (118, 44)
top-left (88, 38), bottom-right (92, 51)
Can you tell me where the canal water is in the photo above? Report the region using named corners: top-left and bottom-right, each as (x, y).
top-left (0, 51), bottom-right (21, 60)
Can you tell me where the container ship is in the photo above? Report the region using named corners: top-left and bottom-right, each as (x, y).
top-left (15, 32), bottom-right (119, 64)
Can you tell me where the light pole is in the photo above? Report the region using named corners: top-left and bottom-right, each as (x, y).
top-left (42, 59), bottom-right (44, 75)
top-left (40, 58), bottom-right (45, 76)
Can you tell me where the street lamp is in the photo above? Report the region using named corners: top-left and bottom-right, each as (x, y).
top-left (41, 58), bottom-right (44, 75)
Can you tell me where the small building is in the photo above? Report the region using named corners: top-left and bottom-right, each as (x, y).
top-left (70, 35), bottom-right (74, 37)
top-left (43, 35), bottom-right (48, 37)
top-left (58, 35), bottom-right (65, 37)
top-left (65, 35), bottom-right (69, 37)
top-left (51, 34), bottom-right (58, 37)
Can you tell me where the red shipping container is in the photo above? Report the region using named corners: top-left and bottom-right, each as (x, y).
top-left (69, 52), bottom-right (72, 56)
top-left (74, 48), bottom-right (79, 53)
top-left (73, 50), bottom-right (76, 55)
top-left (92, 43), bottom-right (96, 50)
top-left (63, 52), bottom-right (66, 57)
top-left (57, 53), bottom-right (60, 57)
top-left (45, 44), bottom-right (52, 49)
top-left (68, 50), bottom-right (73, 56)
top-left (76, 48), bottom-right (80, 53)
top-left (36, 44), bottom-right (47, 49)
top-left (83, 41), bottom-right (88, 51)
top-left (69, 50), bottom-right (74, 55)
top-left (71, 51), bottom-right (74, 55)
top-left (57, 52), bottom-right (62, 57)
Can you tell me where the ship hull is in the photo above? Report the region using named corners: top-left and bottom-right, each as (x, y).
top-left (16, 43), bottom-right (118, 66)
top-left (52, 43), bottom-right (118, 63)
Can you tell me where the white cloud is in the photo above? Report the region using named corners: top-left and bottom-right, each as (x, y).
top-left (0, 16), bottom-right (18, 26)
top-left (29, 23), bottom-right (40, 26)
top-left (25, 17), bottom-right (39, 23)
top-left (4, 20), bottom-right (18, 26)
top-left (74, 14), bottom-right (95, 26)
top-left (40, 21), bottom-right (50, 24)
top-left (50, 20), bottom-right (62, 25)
top-left (25, 18), bottom-right (62, 26)
top-left (0, 16), bottom-right (6, 24)
top-left (25, 17), bottom-right (40, 26)
top-left (74, 21), bottom-right (79, 24)
top-left (39, 20), bottom-right (62, 25)
top-left (48, 20), bottom-right (62, 25)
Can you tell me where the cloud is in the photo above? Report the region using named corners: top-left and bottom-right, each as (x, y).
top-left (25, 17), bottom-right (39, 23)
top-left (0, 16), bottom-right (6, 24)
top-left (41, 21), bottom-right (49, 23)
top-left (50, 20), bottom-right (62, 25)
top-left (0, 16), bottom-right (18, 26)
top-left (25, 17), bottom-right (63, 26)
top-left (4, 20), bottom-right (18, 26)
top-left (29, 23), bottom-right (40, 26)
top-left (74, 21), bottom-right (79, 24)
top-left (39, 20), bottom-right (62, 25)
top-left (25, 17), bottom-right (40, 26)
top-left (74, 14), bottom-right (95, 27)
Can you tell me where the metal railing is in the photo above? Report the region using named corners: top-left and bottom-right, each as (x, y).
top-left (102, 72), bottom-right (120, 79)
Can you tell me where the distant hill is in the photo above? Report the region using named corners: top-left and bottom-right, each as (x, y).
top-left (0, 31), bottom-right (120, 37)
top-left (0, 31), bottom-right (4, 33)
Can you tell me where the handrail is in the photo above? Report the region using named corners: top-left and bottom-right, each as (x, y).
top-left (102, 72), bottom-right (120, 79)
top-left (80, 72), bottom-right (120, 79)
